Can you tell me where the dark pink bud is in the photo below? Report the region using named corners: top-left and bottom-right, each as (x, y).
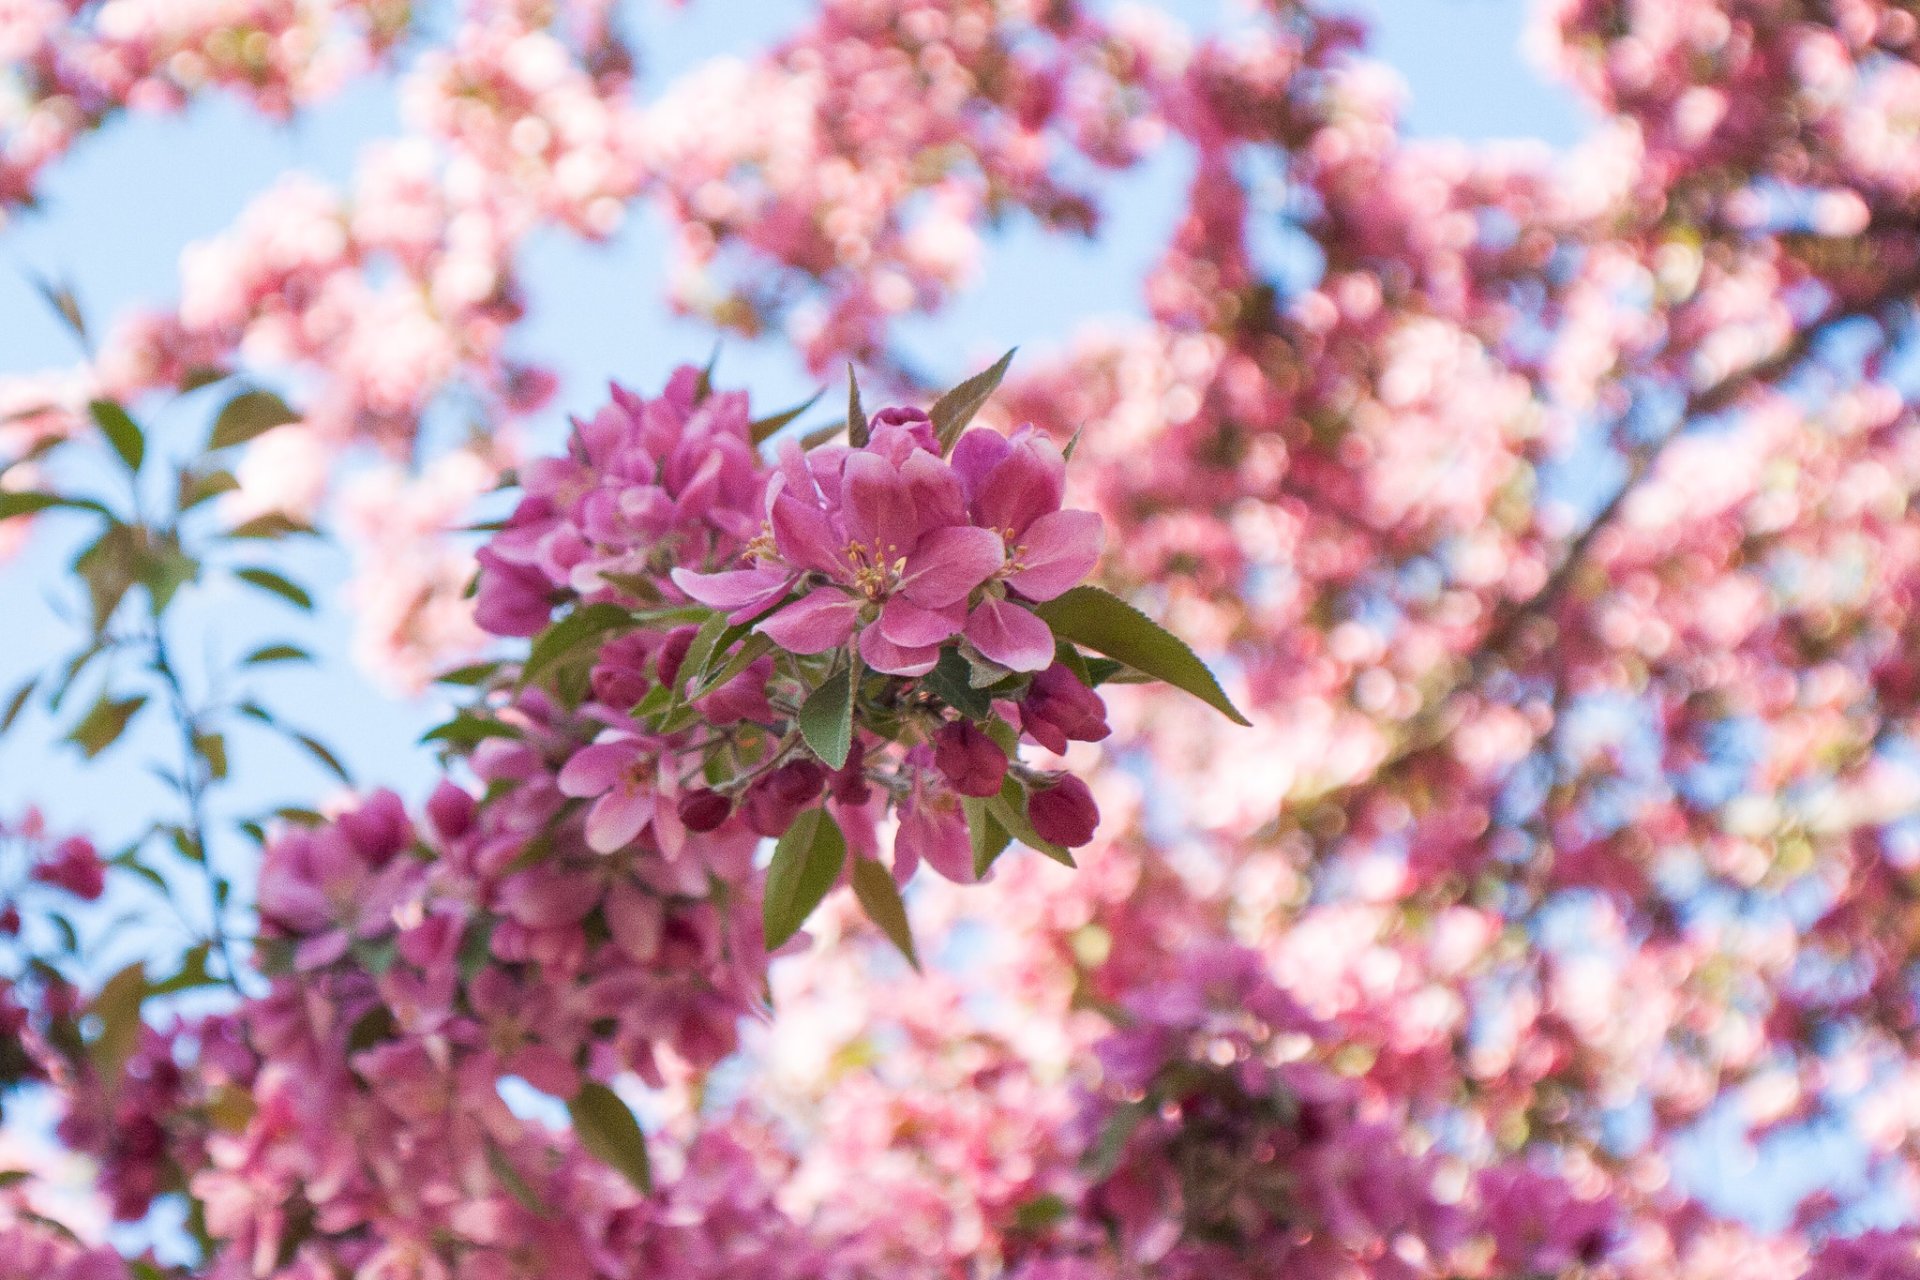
top-left (0, 904), bottom-right (17, 935)
top-left (677, 789), bottom-right (733, 833)
top-left (338, 790), bottom-right (411, 867)
top-left (933, 720), bottom-right (1008, 798)
top-left (744, 761), bottom-right (828, 837)
top-left (1027, 775), bottom-right (1098, 848)
top-left (426, 782), bottom-right (477, 840)
top-left (32, 837), bottom-right (105, 901)
top-left (1019, 662), bottom-right (1111, 755)
top-left (869, 405), bottom-right (938, 452)
top-left (592, 631), bottom-right (658, 709)
top-left (829, 738), bottom-right (872, 806)
top-left (656, 625), bottom-right (698, 690)
top-left (473, 548), bottom-right (555, 639)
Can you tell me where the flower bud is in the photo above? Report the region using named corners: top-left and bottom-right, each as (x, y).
top-left (426, 781), bottom-right (477, 839)
top-left (1028, 775), bottom-right (1099, 848)
top-left (744, 760), bottom-right (828, 836)
top-left (677, 788), bottom-right (734, 833)
top-left (933, 720), bottom-right (1008, 798)
top-left (1020, 662), bottom-right (1111, 755)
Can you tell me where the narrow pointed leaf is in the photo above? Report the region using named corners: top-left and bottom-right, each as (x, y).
top-left (89, 401), bottom-right (143, 473)
top-left (749, 387), bottom-right (825, 445)
top-left (799, 659), bottom-right (855, 769)
top-left (211, 389), bottom-right (300, 449)
top-left (930, 348), bottom-right (1015, 453)
top-left (1033, 585), bottom-right (1250, 726)
top-left (964, 796), bottom-right (1012, 879)
top-left (846, 364), bottom-right (869, 448)
top-left (851, 857), bottom-right (919, 969)
top-left (763, 807), bottom-right (847, 950)
top-left (521, 602), bottom-right (633, 688)
top-left (68, 694), bottom-right (146, 759)
top-left (234, 566), bottom-right (313, 611)
top-left (568, 1082), bottom-right (652, 1193)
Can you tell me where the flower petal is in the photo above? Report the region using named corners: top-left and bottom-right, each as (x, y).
top-left (842, 451), bottom-right (920, 560)
top-left (1005, 508), bottom-right (1103, 601)
top-left (900, 525), bottom-right (1004, 608)
top-left (860, 624), bottom-right (941, 677)
top-left (965, 596), bottom-right (1054, 673)
top-left (756, 587), bottom-right (860, 654)
top-left (977, 429), bottom-right (1065, 538)
top-left (670, 565), bottom-right (794, 620)
top-left (879, 596), bottom-right (965, 647)
top-left (586, 784), bottom-right (654, 853)
top-left (557, 741), bottom-right (637, 798)
top-left (770, 492), bottom-right (845, 576)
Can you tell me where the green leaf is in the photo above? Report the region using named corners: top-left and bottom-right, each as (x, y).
top-left (244, 643), bottom-right (313, 665)
top-left (520, 602), bottom-right (632, 688)
top-left (1086, 1102), bottom-right (1148, 1180)
top-left (1, 677), bottom-right (36, 734)
top-left (291, 731), bottom-right (351, 785)
top-left (420, 713), bottom-right (523, 748)
top-left (686, 630), bottom-right (774, 702)
top-left (851, 857), bottom-right (918, 969)
top-left (930, 348), bottom-right (1015, 453)
top-left (89, 400), bottom-right (143, 473)
top-left (433, 660), bottom-right (504, 687)
top-left (30, 274), bottom-right (88, 344)
top-left (1033, 585), bottom-right (1250, 726)
top-left (749, 387), bottom-right (825, 445)
top-left (178, 467), bottom-right (239, 511)
top-left (210, 389), bottom-right (301, 450)
top-left (799, 658), bottom-right (855, 769)
top-left (87, 962), bottom-right (147, 1080)
top-left (485, 1136), bottom-right (554, 1217)
top-left (568, 1082), bottom-right (653, 1194)
top-left (68, 693), bottom-right (146, 759)
top-left (226, 512), bottom-right (316, 540)
top-left (234, 566), bottom-right (313, 611)
top-left (963, 795), bottom-right (1012, 879)
top-left (987, 775), bottom-right (1074, 868)
top-left (148, 943), bottom-right (217, 996)
top-left (846, 363), bottom-right (869, 448)
top-left (922, 648), bottom-right (992, 720)
top-left (763, 806), bottom-right (847, 951)
top-left (0, 490), bottom-right (113, 520)
top-left (194, 730), bottom-right (228, 781)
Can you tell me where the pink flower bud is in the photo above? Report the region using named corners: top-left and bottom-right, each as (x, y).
top-left (426, 782), bottom-right (477, 839)
top-left (678, 788), bottom-right (733, 833)
top-left (744, 761), bottom-right (828, 836)
top-left (33, 836), bottom-right (105, 901)
top-left (1020, 662), bottom-right (1111, 754)
top-left (933, 720), bottom-right (1008, 798)
top-left (1028, 775), bottom-right (1098, 848)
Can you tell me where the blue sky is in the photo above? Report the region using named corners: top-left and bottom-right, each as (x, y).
top-left (0, 0), bottom-right (1589, 856)
top-left (13, 0), bottom-right (1887, 1249)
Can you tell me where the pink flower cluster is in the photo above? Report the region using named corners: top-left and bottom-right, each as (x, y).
top-left (674, 409), bottom-right (1101, 676)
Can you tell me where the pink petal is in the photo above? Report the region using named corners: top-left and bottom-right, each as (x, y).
top-left (586, 784), bottom-right (654, 853)
top-left (978, 429), bottom-right (1065, 538)
top-left (670, 565), bottom-right (794, 621)
top-left (756, 587), bottom-right (860, 654)
top-left (901, 449), bottom-right (967, 528)
top-left (950, 428), bottom-right (1010, 506)
top-left (899, 802), bottom-right (973, 884)
top-left (842, 451), bottom-right (920, 560)
top-left (879, 596), bottom-right (965, 647)
top-left (557, 740), bottom-right (637, 798)
top-left (1005, 508), bottom-right (1103, 601)
top-left (900, 525), bottom-right (1004, 608)
top-left (966, 596), bottom-right (1054, 673)
top-left (770, 492), bottom-right (845, 576)
top-left (860, 624), bottom-right (941, 677)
